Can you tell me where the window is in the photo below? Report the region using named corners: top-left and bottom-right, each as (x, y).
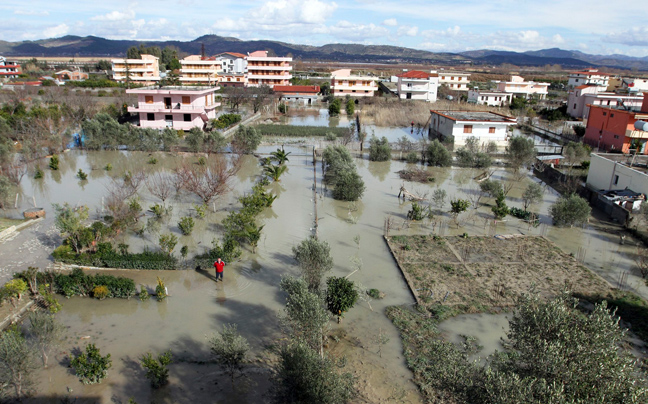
top-left (573, 103), bottom-right (577, 109)
top-left (145, 96), bottom-right (153, 104)
top-left (463, 125), bottom-right (473, 134)
top-left (603, 112), bottom-right (607, 116)
top-left (614, 135), bottom-right (620, 139)
top-left (610, 113), bottom-right (614, 117)
top-left (489, 127), bottom-right (496, 133)
top-left (614, 175), bottom-right (619, 185)
top-left (146, 113), bottom-right (154, 121)
top-left (182, 96), bottom-right (190, 104)
top-left (184, 114), bottom-right (191, 122)
top-left (607, 100), bottom-right (611, 105)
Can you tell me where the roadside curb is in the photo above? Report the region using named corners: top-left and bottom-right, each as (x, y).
top-left (0, 217), bottom-right (44, 242)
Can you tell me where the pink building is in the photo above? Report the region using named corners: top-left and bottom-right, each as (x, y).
top-left (493, 75), bottom-right (549, 99)
top-left (330, 69), bottom-right (378, 97)
top-left (568, 84), bottom-right (644, 119)
top-left (126, 86), bottom-right (221, 130)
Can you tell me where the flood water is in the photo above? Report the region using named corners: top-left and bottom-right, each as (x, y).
top-left (3, 130), bottom-right (647, 401)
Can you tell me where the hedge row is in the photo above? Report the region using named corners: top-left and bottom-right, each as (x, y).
top-left (15, 268), bottom-right (136, 299)
top-left (212, 113), bottom-right (241, 129)
top-left (253, 124), bottom-right (349, 137)
top-left (53, 243), bottom-right (178, 270)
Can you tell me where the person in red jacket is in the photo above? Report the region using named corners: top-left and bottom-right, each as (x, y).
top-left (214, 258), bottom-right (225, 281)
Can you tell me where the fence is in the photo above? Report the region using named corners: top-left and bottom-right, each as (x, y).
top-left (222, 112), bottom-right (262, 138)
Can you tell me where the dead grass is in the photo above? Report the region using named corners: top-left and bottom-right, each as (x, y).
top-left (0, 217), bottom-right (25, 232)
top-left (397, 168), bottom-right (434, 183)
top-left (386, 235), bottom-right (612, 310)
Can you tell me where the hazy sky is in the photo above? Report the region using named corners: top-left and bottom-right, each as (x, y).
top-left (2, 0), bottom-right (648, 56)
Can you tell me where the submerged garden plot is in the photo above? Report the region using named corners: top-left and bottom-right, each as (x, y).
top-left (386, 234), bottom-right (612, 310)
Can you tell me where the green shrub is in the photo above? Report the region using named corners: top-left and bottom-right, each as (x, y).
top-left (407, 202), bottom-right (432, 221)
top-left (104, 163), bottom-right (112, 171)
top-left (49, 155), bottom-right (59, 170)
top-left (231, 125), bottom-right (262, 154)
top-left (70, 343), bottom-right (112, 385)
top-left (326, 277), bottom-right (358, 321)
top-left (368, 136), bottom-right (392, 161)
top-left (550, 194), bottom-right (591, 227)
top-left (147, 157), bottom-right (158, 165)
top-left (325, 132), bottom-right (337, 141)
top-left (345, 98), bottom-right (355, 115)
top-left (139, 285), bottom-right (150, 301)
top-left (367, 289), bottom-right (382, 299)
top-left (212, 113), bottom-right (241, 129)
top-left (155, 277), bottom-right (167, 301)
top-left (278, 103), bottom-right (287, 114)
top-left (405, 151), bottom-right (419, 164)
top-left (34, 167), bottom-right (44, 179)
top-left (52, 268), bottom-right (136, 298)
top-left (329, 98), bottom-right (342, 115)
top-left (425, 140), bottom-right (451, 167)
top-left (77, 169), bottom-right (88, 180)
top-left (178, 216), bottom-right (195, 236)
top-left (140, 351), bottom-right (172, 388)
top-left (332, 170), bottom-right (365, 201)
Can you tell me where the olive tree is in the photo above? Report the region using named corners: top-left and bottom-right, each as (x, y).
top-left (272, 342), bottom-right (356, 404)
top-left (0, 328), bottom-right (37, 399)
top-left (325, 277), bottom-right (358, 323)
top-left (506, 136), bottom-right (536, 172)
top-left (549, 194), bottom-right (591, 227)
top-left (231, 125), bottom-right (262, 154)
top-left (210, 324), bottom-right (249, 384)
top-left (279, 276), bottom-right (330, 357)
top-left (368, 136), bottom-right (391, 161)
top-left (27, 311), bottom-right (64, 367)
top-left (292, 237), bottom-right (334, 293)
top-left (522, 182), bottom-right (543, 211)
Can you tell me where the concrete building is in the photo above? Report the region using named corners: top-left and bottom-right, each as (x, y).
top-left (396, 70), bottom-right (439, 102)
top-left (0, 56), bottom-right (21, 79)
top-left (246, 50), bottom-right (292, 88)
top-left (126, 86), bottom-right (220, 130)
top-left (438, 72), bottom-right (470, 91)
top-left (429, 110), bottom-right (516, 147)
top-left (583, 93), bottom-right (648, 153)
top-left (215, 52), bottom-right (247, 74)
top-left (567, 69), bottom-right (610, 89)
top-left (567, 85), bottom-right (644, 119)
top-left (467, 88), bottom-right (512, 107)
top-left (112, 54), bottom-right (160, 85)
top-left (330, 69), bottom-right (378, 97)
top-left (621, 77), bottom-right (648, 95)
top-left (54, 70), bottom-right (89, 81)
top-left (493, 75), bottom-right (549, 99)
top-left (587, 153), bottom-right (648, 201)
top-left (219, 73), bottom-right (248, 88)
top-left (274, 85), bottom-right (320, 105)
top-left (179, 55), bottom-right (220, 85)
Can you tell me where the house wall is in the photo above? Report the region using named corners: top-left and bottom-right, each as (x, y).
top-left (397, 77), bottom-right (438, 102)
top-left (584, 107), bottom-right (635, 152)
top-left (586, 154), bottom-right (648, 195)
top-left (429, 113), bottom-right (512, 146)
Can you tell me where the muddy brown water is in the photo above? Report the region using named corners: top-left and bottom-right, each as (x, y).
top-left (2, 144), bottom-right (646, 402)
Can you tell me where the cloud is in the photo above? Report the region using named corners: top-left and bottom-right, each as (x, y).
top-left (603, 27), bottom-right (648, 47)
top-left (91, 10), bottom-right (136, 22)
top-left (397, 25), bottom-right (418, 37)
top-left (327, 21), bottom-right (390, 41)
top-left (43, 24), bottom-right (69, 38)
top-left (382, 18), bottom-right (397, 27)
top-left (419, 27), bottom-right (568, 52)
top-left (14, 9), bottom-right (49, 16)
top-left (250, 0), bottom-right (337, 25)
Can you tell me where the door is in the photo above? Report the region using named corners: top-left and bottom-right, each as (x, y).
top-left (165, 115), bottom-right (173, 127)
top-left (406, 93), bottom-right (412, 99)
top-left (164, 97), bottom-right (172, 109)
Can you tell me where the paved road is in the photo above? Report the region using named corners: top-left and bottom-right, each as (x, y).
top-left (0, 217), bottom-right (61, 285)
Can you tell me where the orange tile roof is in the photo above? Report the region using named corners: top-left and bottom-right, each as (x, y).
top-left (398, 70), bottom-right (432, 79)
top-left (221, 52), bottom-right (246, 58)
top-left (575, 85), bottom-right (590, 89)
top-left (274, 85), bottom-right (320, 94)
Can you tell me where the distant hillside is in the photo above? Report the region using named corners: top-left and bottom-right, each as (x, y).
top-left (1, 35), bottom-right (647, 71)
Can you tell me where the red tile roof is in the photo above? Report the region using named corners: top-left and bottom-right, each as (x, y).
top-left (221, 52), bottom-right (246, 58)
top-left (398, 70), bottom-right (432, 79)
top-left (575, 85), bottom-right (590, 89)
top-left (274, 85), bottom-right (320, 94)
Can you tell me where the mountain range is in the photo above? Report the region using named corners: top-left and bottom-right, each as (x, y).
top-left (1, 35), bottom-right (647, 71)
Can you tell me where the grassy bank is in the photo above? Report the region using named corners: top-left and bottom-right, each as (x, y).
top-left (254, 124), bottom-right (349, 137)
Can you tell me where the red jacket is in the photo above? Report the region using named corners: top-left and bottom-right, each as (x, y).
top-left (214, 261), bottom-right (225, 272)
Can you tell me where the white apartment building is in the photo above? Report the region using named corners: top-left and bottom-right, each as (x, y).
top-left (493, 75), bottom-right (549, 99)
top-left (622, 77), bottom-right (648, 95)
top-left (111, 54), bottom-right (161, 85)
top-left (438, 72), bottom-right (470, 91)
top-left (179, 55), bottom-right (220, 85)
top-left (467, 88), bottom-right (512, 107)
top-left (568, 85), bottom-right (644, 119)
top-left (396, 70), bottom-right (439, 102)
top-left (215, 52), bottom-right (247, 74)
top-left (429, 110), bottom-right (516, 147)
top-left (330, 69), bottom-right (378, 97)
top-left (567, 69), bottom-right (610, 89)
top-left (246, 50), bottom-right (292, 88)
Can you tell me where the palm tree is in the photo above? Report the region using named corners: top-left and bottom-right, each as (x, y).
top-left (270, 148), bottom-right (291, 165)
top-left (263, 164), bottom-right (288, 182)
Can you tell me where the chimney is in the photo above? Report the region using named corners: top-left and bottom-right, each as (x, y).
top-left (642, 93), bottom-right (648, 113)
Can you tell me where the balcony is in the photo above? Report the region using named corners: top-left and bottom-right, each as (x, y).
top-left (332, 84), bottom-right (377, 91)
top-left (401, 85), bottom-right (431, 92)
top-left (626, 129), bottom-right (648, 139)
top-left (129, 102), bottom-right (220, 114)
top-left (247, 65), bottom-right (292, 71)
top-left (247, 73), bottom-right (293, 80)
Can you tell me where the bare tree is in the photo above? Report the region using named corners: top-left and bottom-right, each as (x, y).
top-left (146, 172), bottom-right (175, 203)
top-left (224, 86), bottom-right (247, 112)
top-left (175, 155), bottom-right (239, 204)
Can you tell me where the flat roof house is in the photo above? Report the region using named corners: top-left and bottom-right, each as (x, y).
top-left (396, 70), bottom-right (439, 102)
top-left (126, 86), bottom-right (220, 130)
top-left (568, 69), bottom-right (610, 89)
top-left (567, 84), bottom-right (643, 119)
top-left (493, 75), bottom-right (549, 100)
top-left (246, 50), bottom-right (292, 88)
top-left (179, 55), bottom-right (221, 85)
top-left (467, 88), bottom-right (512, 107)
top-left (429, 110), bottom-right (517, 147)
top-left (112, 54), bottom-right (160, 85)
top-left (330, 69), bottom-right (378, 97)
top-left (438, 72), bottom-right (470, 91)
